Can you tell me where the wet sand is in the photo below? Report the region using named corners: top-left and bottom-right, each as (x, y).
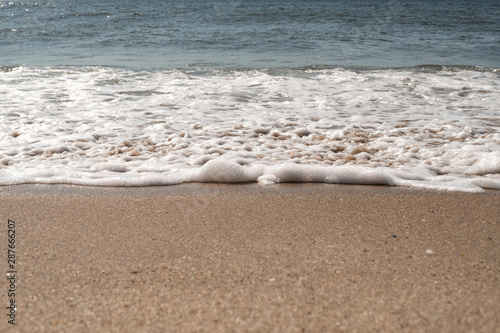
top-left (1, 184), bottom-right (499, 332)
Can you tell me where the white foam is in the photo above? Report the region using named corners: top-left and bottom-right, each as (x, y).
top-left (1, 66), bottom-right (499, 192)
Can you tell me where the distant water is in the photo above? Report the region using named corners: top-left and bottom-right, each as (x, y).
top-left (2, 0), bottom-right (499, 69)
top-left (1, 0), bottom-right (500, 192)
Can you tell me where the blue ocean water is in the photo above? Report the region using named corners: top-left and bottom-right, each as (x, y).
top-left (1, 0), bottom-right (500, 191)
top-left (1, 0), bottom-right (499, 70)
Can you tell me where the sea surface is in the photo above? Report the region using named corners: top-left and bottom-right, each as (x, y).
top-left (1, 0), bottom-right (500, 192)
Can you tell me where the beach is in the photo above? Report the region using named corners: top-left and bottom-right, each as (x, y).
top-left (2, 0), bottom-right (500, 331)
top-left (1, 184), bottom-right (499, 332)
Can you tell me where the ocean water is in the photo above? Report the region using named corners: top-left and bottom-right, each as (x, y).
top-left (1, 0), bottom-right (500, 192)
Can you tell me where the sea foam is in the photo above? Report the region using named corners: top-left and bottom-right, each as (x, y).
top-left (1, 66), bottom-right (499, 192)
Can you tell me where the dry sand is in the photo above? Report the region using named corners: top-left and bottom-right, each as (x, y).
top-left (0, 184), bottom-right (499, 332)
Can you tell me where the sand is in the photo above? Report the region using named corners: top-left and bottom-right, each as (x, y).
top-left (0, 184), bottom-right (499, 332)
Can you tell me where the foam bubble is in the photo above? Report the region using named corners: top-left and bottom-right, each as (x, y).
top-left (192, 159), bottom-right (263, 183)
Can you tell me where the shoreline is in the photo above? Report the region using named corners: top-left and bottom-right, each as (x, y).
top-left (1, 184), bottom-right (499, 332)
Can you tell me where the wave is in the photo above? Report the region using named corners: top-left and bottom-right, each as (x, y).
top-left (1, 65), bottom-right (499, 192)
